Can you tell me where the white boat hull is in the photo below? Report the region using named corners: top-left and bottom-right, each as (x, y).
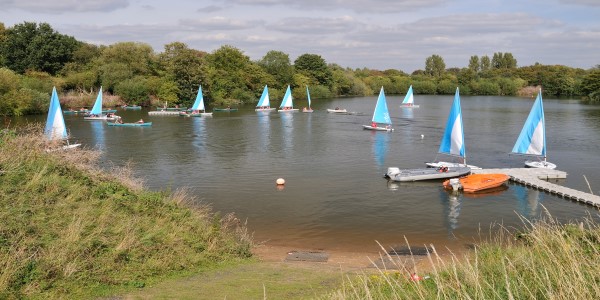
top-left (255, 108), bottom-right (276, 112)
top-left (385, 167), bottom-right (471, 182)
top-left (400, 104), bottom-right (419, 108)
top-left (426, 161), bottom-right (481, 170)
top-left (362, 125), bottom-right (393, 132)
top-left (524, 160), bottom-right (556, 169)
top-left (327, 108), bottom-right (347, 113)
top-left (278, 109), bottom-right (299, 112)
top-left (302, 108), bottom-right (313, 113)
top-left (84, 115), bottom-right (120, 120)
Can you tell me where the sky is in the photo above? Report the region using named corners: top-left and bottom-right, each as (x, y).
top-left (0, 0), bottom-right (599, 73)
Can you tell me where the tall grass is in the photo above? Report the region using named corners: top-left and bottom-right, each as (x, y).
top-left (327, 213), bottom-right (600, 299)
top-left (0, 126), bottom-right (252, 299)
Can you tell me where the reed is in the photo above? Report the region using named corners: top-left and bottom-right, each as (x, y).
top-left (0, 127), bottom-right (252, 299)
top-left (326, 213), bottom-right (600, 300)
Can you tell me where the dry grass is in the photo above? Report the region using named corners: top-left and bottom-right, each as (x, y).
top-left (326, 212), bottom-right (600, 300)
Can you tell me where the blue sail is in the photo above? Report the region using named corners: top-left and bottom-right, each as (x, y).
top-left (438, 88), bottom-right (465, 158)
top-left (306, 86), bottom-right (311, 108)
top-left (191, 85), bottom-right (205, 111)
top-left (90, 86), bottom-right (103, 115)
top-left (401, 85), bottom-right (414, 104)
top-left (372, 87), bottom-right (392, 125)
top-left (512, 90), bottom-right (546, 157)
top-left (44, 87), bottom-right (68, 141)
top-left (256, 85), bottom-right (270, 107)
top-left (279, 85), bottom-right (293, 108)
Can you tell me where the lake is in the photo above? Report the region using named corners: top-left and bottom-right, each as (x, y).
top-left (14, 94), bottom-right (600, 253)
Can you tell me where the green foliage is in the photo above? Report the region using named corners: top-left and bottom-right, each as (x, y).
top-left (0, 22), bottom-right (80, 75)
top-left (413, 80), bottom-right (437, 95)
top-left (480, 55), bottom-right (491, 71)
top-left (158, 42), bottom-right (206, 103)
top-left (294, 53), bottom-right (333, 88)
top-left (425, 54), bottom-right (446, 77)
top-left (492, 52), bottom-right (517, 69)
top-left (258, 50), bottom-right (293, 85)
top-left (436, 79), bottom-right (456, 94)
top-left (468, 55), bottom-right (479, 72)
top-left (114, 76), bottom-right (149, 104)
top-left (581, 68), bottom-right (600, 101)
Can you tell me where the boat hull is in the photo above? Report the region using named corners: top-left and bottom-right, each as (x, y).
top-left (327, 109), bottom-right (347, 113)
top-left (185, 112), bottom-right (213, 117)
top-left (426, 161), bottom-right (481, 170)
top-left (524, 160), bottom-right (556, 169)
top-left (107, 122), bottom-right (152, 127)
top-left (363, 125), bottom-right (393, 132)
top-left (255, 108), bottom-right (276, 112)
top-left (122, 105), bottom-right (142, 110)
top-left (443, 174), bottom-right (510, 193)
top-left (156, 107), bottom-right (187, 111)
top-left (84, 115), bottom-right (120, 121)
top-left (385, 167), bottom-right (471, 182)
top-left (400, 104), bottom-right (419, 108)
top-left (214, 108), bottom-right (238, 112)
top-left (302, 108), bottom-right (313, 113)
top-left (277, 109), bottom-right (299, 112)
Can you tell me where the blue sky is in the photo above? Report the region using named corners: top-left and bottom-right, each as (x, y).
top-left (1, 0), bottom-right (598, 72)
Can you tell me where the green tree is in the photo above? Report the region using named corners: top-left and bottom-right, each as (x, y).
top-left (480, 55), bottom-right (491, 72)
top-left (424, 54), bottom-right (446, 77)
top-left (0, 22), bottom-right (80, 75)
top-left (158, 42), bottom-right (206, 103)
top-left (258, 50), bottom-right (293, 86)
top-left (114, 76), bottom-right (149, 104)
top-left (468, 55), bottom-right (479, 73)
top-left (580, 67), bottom-right (600, 101)
top-left (294, 54), bottom-right (333, 88)
top-left (492, 52), bottom-right (517, 69)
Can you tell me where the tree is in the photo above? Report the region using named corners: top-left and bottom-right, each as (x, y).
top-left (158, 42), bottom-right (206, 103)
top-left (258, 50), bottom-right (293, 86)
top-left (468, 55), bottom-right (479, 73)
top-left (492, 52), bottom-right (517, 69)
top-left (480, 55), bottom-right (491, 72)
top-left (581, 68), bottom-right (600, 101)
top-left (294, 53), bottom-right (333, 88)
top-left (0, 22), bottom-right (80, 75)
top-left (424, 54), bottom-right (446, 77)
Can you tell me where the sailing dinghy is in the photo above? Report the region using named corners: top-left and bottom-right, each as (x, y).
top-left (278, 85), bottom-right (299, 112)
top-left (84, 87), bottom-right (120, 120)
top-left (426, 88), bottom-right (480, 169)
top-left (399, 85), bottom-right (419, 108)
top-left (363, 87), bottom-right (393, 131)
top-left (182, 85), bottom-right (212, 117)
top-left (385, 166), bottom-right (471, 182)
top-left (511, 89), bottom-right (556, 169)
top-left (45, 87), bottom-right (81, 150)
top-left (302, 86), bottom-right (313, 113)
top-left (255, 85), bottom-right (276, 111)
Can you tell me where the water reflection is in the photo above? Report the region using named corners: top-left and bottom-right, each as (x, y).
top-left (191, 117), bottom-right (207, 154)
top-left (279, 112), bottom-right (293, 157)
top-left (400, 107), bottom-right (414, 119)
top-left (88, 121), bottom-right (106, 151)
top-left (371, 131), bottom-right (390, 168)
top-left (442, 190), bottom-right (462, 237)
top-left (514, 185), bottom-right (541, 219)
top-left (256, 111), bottom-right (272, 152)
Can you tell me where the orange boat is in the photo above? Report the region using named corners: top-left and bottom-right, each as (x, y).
top-left (443, 174), bottom-right (510, 193)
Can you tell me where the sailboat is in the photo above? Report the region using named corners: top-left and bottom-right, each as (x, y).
top-left (363, 87), bottom-right (393, 131)
top-left (45, 87), bottom-right (81, 150)
top-left (302, 86), bottom-right (313, 113)
top-left (84, 87), bottom-right (120, 120)
top-left (278, 85), bottom-right (298, 112)
top-left (426, 88), bottom-right (480, 169)
top-left (399, 85), bottom-right (419, 108)
top-left (255, 85), bottom-right (276, 111)
top-left (183, 85), bottom-right (213, 117)
top-left (511, 89), bottom-right (556, 169)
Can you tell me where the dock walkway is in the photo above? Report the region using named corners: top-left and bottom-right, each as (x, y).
top-left (148, 111), bottom-right (181, 116)
top-left (471, 168), bottom-right (600, 208)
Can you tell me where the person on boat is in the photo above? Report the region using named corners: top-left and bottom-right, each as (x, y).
top-left (116, 118), bottom-right (124, 124)
top-left (371, 121), bottom-right (377, 128)
top-left (335, 107), bottom-right (340, 110)
top-left (136, 119), bottom-right (144, 124)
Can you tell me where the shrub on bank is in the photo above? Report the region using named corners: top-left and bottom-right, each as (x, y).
top-left (0, 127), bottom-right (252, 299)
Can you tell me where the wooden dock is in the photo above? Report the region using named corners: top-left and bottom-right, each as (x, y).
top-left (471, 168), bottom-right (600, 208)
top-left (148, 111), bottom-right (181, 116)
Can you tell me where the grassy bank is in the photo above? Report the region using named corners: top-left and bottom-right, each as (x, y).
top-left (0, 127), bottom-right (252, 299)
top-left (327, 216), bottom-right (600, 299)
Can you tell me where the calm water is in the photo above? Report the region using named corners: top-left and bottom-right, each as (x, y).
top-left (15, 95), bottom-right (600, 252)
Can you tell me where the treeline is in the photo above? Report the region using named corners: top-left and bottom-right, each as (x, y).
top-left (0, 21), bottom-right (599, 116)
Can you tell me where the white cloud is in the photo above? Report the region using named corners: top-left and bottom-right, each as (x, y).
top-left (220, 0), bottom-right (447, 13)
top-left (179, 17), bottom-right (263, 31)
top-left (0, 0), bottom-right (129, 13)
